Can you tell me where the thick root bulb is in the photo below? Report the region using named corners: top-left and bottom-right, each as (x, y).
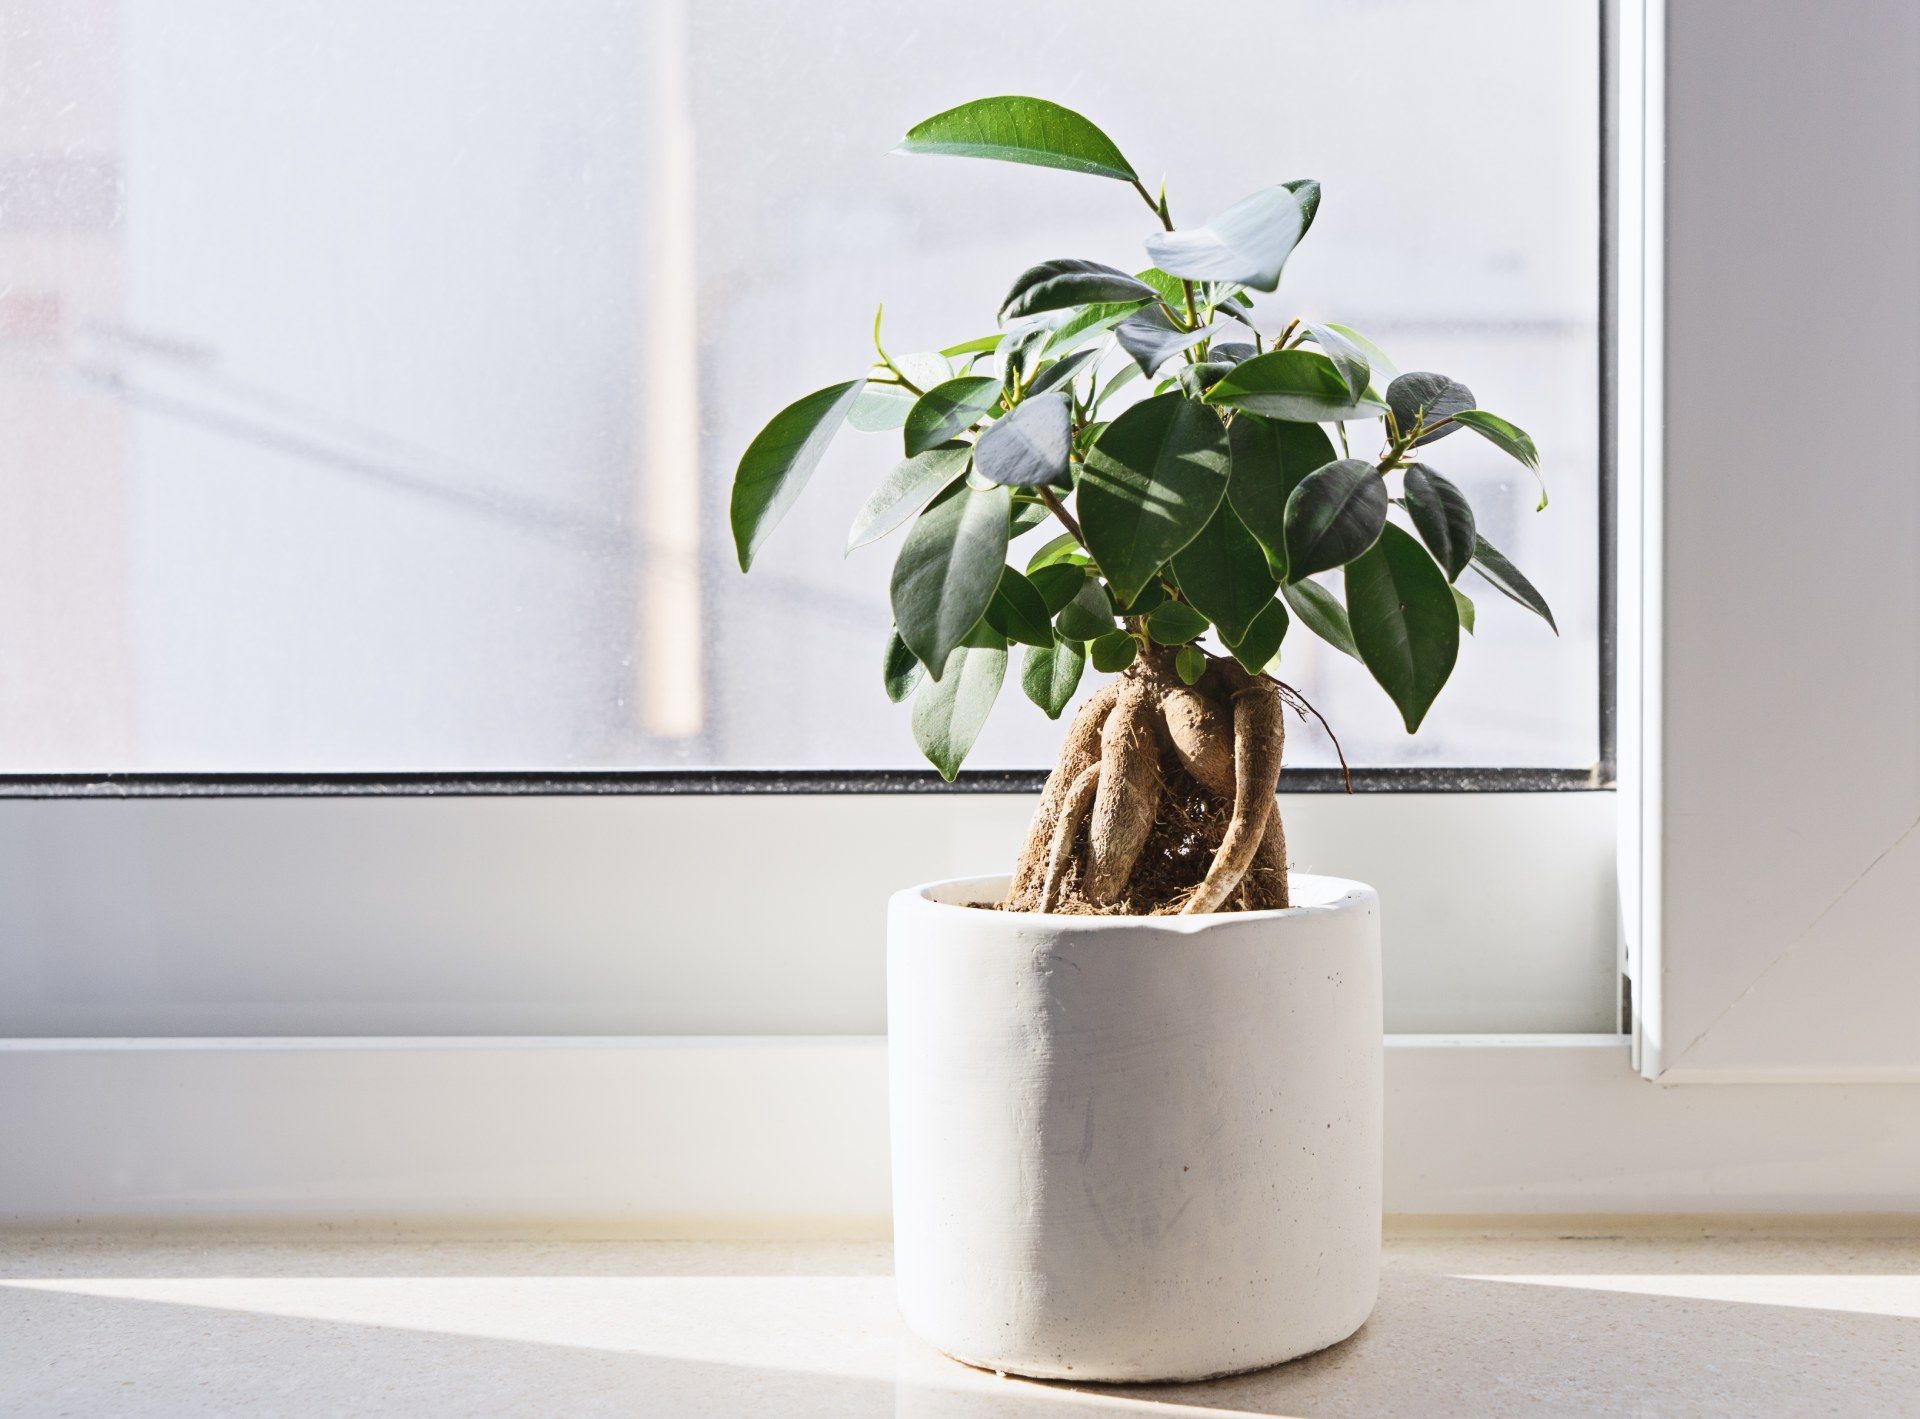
top-left (1084, 678), bottom-right (1164, 903)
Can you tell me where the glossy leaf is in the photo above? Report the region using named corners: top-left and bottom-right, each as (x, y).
top-left (1281, 578), bottom-right (1359, 659)
top-left (1452, 585), bottom-right (1476, 635)
top-left (997, 321), bottom-right (1053, 391)
top-left (1021, 638), bottom-right (1085, 719)
top-left (1227, 415), bottom-right (1335, 580)
top-left (1386, 371), bottom-right (1474, 445)
top-left (1026, 531), bottom-right (1089, 573)
top-left (1077, 393), bottom-right (1232, 604)
top-left (1113, 305), bottom-right (1212, 377)
top-left (1027, 561), bottom-right (1087, 613)
top-left (1146, 599), bottom-right (1210, 644)
top-left (1205, 349), bottom-right (1389, 422)
top-left (849, 383), bottom-right (916, 432)
top-left (1089, 629), bottom-right (1139, 673)
top-left (973, 392), bottom-right (1072, 487)
top-left (1324, 323), bottom-right (1398, 388)
top-left (1171, 501), bottom-right (1277, 645)
top-left (1001, 259), bottom-right (1160, 321)
top-left (884, 627), bottom-right (924, 703)
top-left (846, 444), bottom-right (971, 552)
top-left (985, 565), bottom-right (1055, 647)
top-left (939, 332), bottom-right (1003, 360)
top-left (1009, 499), bottom-right (1051, 536)
top-left (731, 379), bottom-right (866, 571)
top-left (895, 96), bottom-right (1138, 182)
top-left (911, 625), bottom-right (1009, 780)
top-left (904, 376), bottom-right (1001, 455)
top-left (1143, 180), bottom-right (1320, 292)
top-left (1284, 458), bottom-right (1388, 579)
top-left (1345, 523), bottom-right (1459, 732)
top-left (1209, 341), bottom-right (1256, 365)
top-left (1401, 464), bottom-right (1476, 580)
top-left (1178, 361), bottom-right (1234, 398)
top-left (1055, 575), bottom-right (1116, 641)
top-left (1045, 299), bottom-right (1150, 356)
top-left (1025, 346), bottom-right (1101, 398)
top-left (1299, 323), bottom-right (1370, 399)
top-left (1175, 644), bottom-right (1207, 685)
top-left (1469, 533), bottom-right (1557, 633)
top-left (1228, 596), bottom-right (1290, 675)
top-left (1117, 579), bottom-right (1166, 615)
top-left (1451, 409), bottom-right (1547, 508)
top-left (889, 482), bottom-right (1012, 674)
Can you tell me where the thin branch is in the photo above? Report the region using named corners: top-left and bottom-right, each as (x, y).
top-left (1272, 678), bottom-right (1353, 793)
top-left (1038, 486), bottom-right (1085, 546)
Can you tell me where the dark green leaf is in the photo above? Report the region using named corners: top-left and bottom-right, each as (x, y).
top-left (1281, 578), bottom-right (1360, 659)
top-left (890, 481), bottom-right (1012, 674)
top-left (904, 376), bottom-right (1001, 455)
top-left (1025, 346), bottom-right (1100, 398)
top-left (985, 565), bottom-right (1054, 647)
top-left (1452, 585), bottom-right (1476, 635)
top-left (1228, 597), bottom-right (1290, 675)
top-left (1009, 499), bottom-right (1051, 536)
top-left (1026, 530), bottom-right (1090, 573)
top-left (997, 321), bottom-right (1053, 392)
top-left (1113, 305), bottom-right (1212, 377)
top-left (1178, 361), bottom-right (1235, 398)
top-left (1205, 350), bottom-right (1389, 422)
top-left (1117, 579), bottom-right (1165, 614)
top-left (1346, 523), bottom-right (1459, 732)
top-left (973, 392), bottom-right (1071, 487)
top-left (731, 379), bottom-right (866, 570)
top-left (1143, 180), bottom-right (1320, 292)
top-left (1146, 599), bottom-right (1209, 644)
top-left (1055, 575), bottom-right (1116, 641)
top-left (1284, 458), bottom-right (1388, 579)
top-left (1175, 644), bottom-right (1207, 685)
top-left (1027, 561), bottom-right (1087, 613)
top-left (895, 96), bottom-right (1138, 183)
top-left (1001, 259), bottom-right (1160, 321)
top-left (1450, 409), bottom-right (1546, 508)
top-left (1227, 414), bottom-right (1335, 580)
top-left (1089, 629), bottom-right (1138, 672)
top-left (1171, 501), bottom-right (1277, 645)
top-left (884, 627), bottom-right (924, 703)
top-left (1469, 533), bottom-right (1557, 632)
top-left (1282, 576), bottom-right (1359, 660)
top-left (849, 384), bottom-right (916, 431)
top-left (1386, 372), bottom-right (1475, 445)
top-left (1021, 638), bottom-right (1085, 719)
top-left (1299, 323), bottom-right (1370, 399)
top-left (1209, 341), bottom-right (1256, 365)
top-left (847, 444), bottom-right (971, 553)
top-left (1077, 393), bottom-right (1231, 603)
top-left (911, 625), bottom-right (1009, 779)
top-left (1401, 464), bottom-right (1476, 580)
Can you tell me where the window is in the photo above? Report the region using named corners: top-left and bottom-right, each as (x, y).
top-left (0, 0), bottom-right (1600, 777)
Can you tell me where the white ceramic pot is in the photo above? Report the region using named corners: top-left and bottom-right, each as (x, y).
top-left (886, 872), bottom-right (1382, 1383)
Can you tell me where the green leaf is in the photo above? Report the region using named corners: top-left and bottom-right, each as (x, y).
top-left (873, 350), bottom-right (953, 391)
top-left (1026, 347), bottom-right (1101, 398)
top-left (1281, 578), bottom-right (1359, 659)
top-left (1021, 638), bottom-right (1086, 719)
top-left (895, 96), bottom-right (1138, 182)
top-left (1175, 644), bottom-right (1207, 685)
top-left (997, 321), bottom-right (1053, 392)
top-left (911, 626), bottom-right (1009, 779)
top-left (1055, 575), bottom-right (1116, 641)
top-left (1177, 361), bottom-right (1235, 398)
top-left (1205, 350), bottom-right (1389, 422)
top-left (889, 481), bottom-right (1013, 674)
top-left (1113, 305), bottom-right (1213, 377)
top-left (973, 392), bottom-right (1071, 487)
top-left (1027, 561), bottom-right (1087, 613)
top-left (1299, 323), bottom-right (1370, 399)
top-left (1324, 323), bottom-right (1399, 389)
top-left (1089, 629), bottom-right (1138, 672)
top-left (1401, 464), bottom-right (1476, 580)
top-left (884, 627), bottom-right (924, 703)
top-left (1469, 533), bottom-right (1557, 632)
top-left (904, 376), bottom-right (1001, 455)
top-left (1143, 180), bottom-right (1320, 292)
top-left (1116, 579), bottom-right (1165, 615)
top-left (1044, 299), bottom-right (1150, 355)
top-left (1452, 585), bottom-right (1476, 635)
top-left (731, 379), bottom-right (866, 570)
top-left (985, 565), bottom-right (1054, 647)
top-left (1284, 458), bottom-right (1388, 579)
top-left (1208, 340), bottom-right (1256, 365)
top-left (1450, 409), bottom-right (1547, 508)
top-left (1346, 523), bottom-right (1459, 732)
top-left (1171, 501), bottom-right (1278, 645)
top-left (1026, 530), bottom-right (1089, 573)
top-left (1228, 597), bottom-right (1290, 675)
top-left (1146, 599), bottom-right (1210, 644)
top-left (1227, 415), bottom-right (1335, 580)
top-left (849, 383), bottom-right (916, 432)
top-left (1133, 266), bottom-right (1188, 306)
top-left (1009, 499), bottom-right (1051, 536)
top-left (1001, 259), bottom-right (1160, 321)
top-left (1386, 372), bottom-right (1475, 446)
top-left (1077, 393), bottom-right (1231, 604)
top-left (846, 444), bottom-right (971, 552)
top-left (939, 332), bottom-right (1003, 360)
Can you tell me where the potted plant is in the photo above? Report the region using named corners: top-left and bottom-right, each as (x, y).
top-left (732, 95), bottom-right (1554, 1382)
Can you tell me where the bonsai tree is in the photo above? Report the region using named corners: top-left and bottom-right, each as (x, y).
top-left (731, 96), bottom-right (1554, 916)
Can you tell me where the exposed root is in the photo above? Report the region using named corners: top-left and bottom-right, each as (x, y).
top-left (1181, 680), bottom-right (1283, 915)
top-left (1039, 765), bottom-right (1100, 911)
top-left (1005, 681), bottom-right (1119, 911)
top-left (1083, 675), bottom-right (1164, 903)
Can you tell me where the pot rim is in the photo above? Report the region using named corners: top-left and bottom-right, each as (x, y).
top-left (896, 871), bottom-right (1375, 935)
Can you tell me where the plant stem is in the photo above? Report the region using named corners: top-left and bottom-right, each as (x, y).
top-left (1129, 178), bottom-right (1202, 336)
top-left (1037, 486), bottom-right (1085, 546)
